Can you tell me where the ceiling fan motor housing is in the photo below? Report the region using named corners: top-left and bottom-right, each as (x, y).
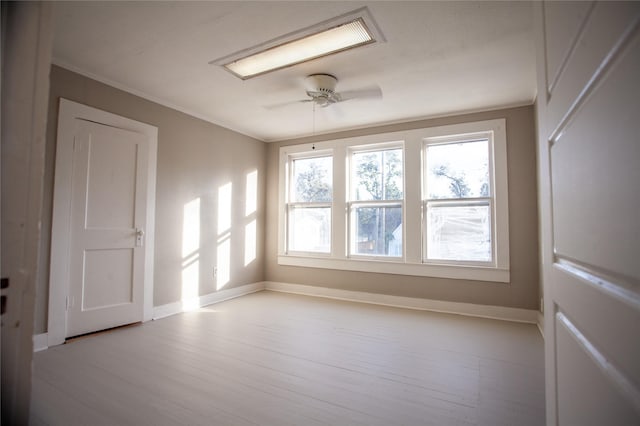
top-left (305, 73), bottom-right (338, 93)
top-left (305, 74), bottom-right (340, 106)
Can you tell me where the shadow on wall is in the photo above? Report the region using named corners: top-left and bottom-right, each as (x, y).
top-left (181, 170), bottom-right (258, 311)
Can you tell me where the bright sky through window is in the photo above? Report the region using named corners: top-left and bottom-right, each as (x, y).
top-left (426, 140), bottom-right (489, 199)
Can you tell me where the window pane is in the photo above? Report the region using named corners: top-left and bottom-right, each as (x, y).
top-left (292, 156), bottom-right (332, 202)
top-left (426, 205), bottom-right (491, 262)
top-left (352, 148), bottom-right (403, 201)
top-left (426, 140), bottom-right (489, 199)
top-left (353, 206), bottom-right (402, 256)
top-left (288, 206), bottom-right (331, 253)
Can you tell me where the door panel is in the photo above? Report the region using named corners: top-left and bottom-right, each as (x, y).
top-left (66, 120), bottom-right (148, 337)
top-left (553, 265), bottom-right (640, 394)
top-left (85, 131), bottom-right (138, 229)
top-left (546, 2), bottom-right (638, 134)
top-left (536, 1), bottom-right (640, 424)
top-left (550, 29), bottom-right (640, 279)
top-left (556, 313), bottom-right (638, 426)
top-left (544, 1), bottom-right (594, 92)
top-left (83, 249), bottom-right (134, 309)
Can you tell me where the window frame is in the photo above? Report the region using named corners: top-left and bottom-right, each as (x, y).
top-left (347, 142), bottom-right (405, 260)
top-left (277, 119), bottom-right (509, 283)
top-left (422, 134), bottom-right (496, 267)
top-left (284, 149), bottom-right (334, 256)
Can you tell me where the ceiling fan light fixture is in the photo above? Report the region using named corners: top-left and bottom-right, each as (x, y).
top-left (212, 8), bottom-right (384, 80)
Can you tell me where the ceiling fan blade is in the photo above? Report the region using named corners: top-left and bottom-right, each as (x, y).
top-left (325, 102), bottom-right (344, 120)
top-left (338, 86), bottom-right (383, 102)
top-left (263, 98), bottom-right (312, 110)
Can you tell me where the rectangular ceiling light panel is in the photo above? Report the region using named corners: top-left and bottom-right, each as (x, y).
top-left (213, 8), bottom-right (383, 79)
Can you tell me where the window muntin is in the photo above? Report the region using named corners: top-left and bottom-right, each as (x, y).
top-left (349, 146), bottom-right (403, 257)
top-left (287, 154), bottom-right (332, 254)
top-left (423, 136), bottom-right (494, 265)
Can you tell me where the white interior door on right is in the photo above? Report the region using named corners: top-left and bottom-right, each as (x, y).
top-left (535, 2), bottom-right (640, 424)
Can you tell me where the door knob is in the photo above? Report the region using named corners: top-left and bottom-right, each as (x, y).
top-left (135, 228), bottom-right (144, 246)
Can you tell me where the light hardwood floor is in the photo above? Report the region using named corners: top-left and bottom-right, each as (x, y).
top-left (31, 291), bottom-right (544, 425)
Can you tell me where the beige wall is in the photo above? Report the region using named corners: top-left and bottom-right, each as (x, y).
top-left (265, 105), bottom-right (539, 310)
top-left (35, 65), bottom-right (267, 334)
top-left (35, 68), bottom-right (538, 335)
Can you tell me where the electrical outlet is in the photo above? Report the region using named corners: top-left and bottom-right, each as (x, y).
top-left (213, 267), bottom-right (218, 278)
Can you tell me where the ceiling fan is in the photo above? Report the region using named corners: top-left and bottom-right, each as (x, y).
top-left (265, 73), bottom-right (382, 110)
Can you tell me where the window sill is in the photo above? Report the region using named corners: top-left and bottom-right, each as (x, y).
top-left (277, 255), bottom-right (510, 283)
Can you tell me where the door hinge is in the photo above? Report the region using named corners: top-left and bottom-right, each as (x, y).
top-left (66, 296), bottom-right (69, 311)
top-left (1, 277), bottom-right (8, 315)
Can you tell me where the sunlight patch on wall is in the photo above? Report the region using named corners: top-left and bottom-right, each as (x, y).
top-left (244, 219), bottom-right (257, 266)
top-left (182, 198), bottom-right (201, 311)
top-left (218, 182), bottom-right (232, 234)
top-left (244, 170), bottom-right (258, 266)
top-left (245, 170), bottom-right (258, 216)
top-left (217, 182), bottom-right (232, 290)
top-left (182, 198), bottom-right (200, 258)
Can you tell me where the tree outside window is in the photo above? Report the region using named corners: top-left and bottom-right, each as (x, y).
top-left (425, 139), bottom-right (492, 263)
top-left (287, 155), bottom-right (332, 253)
top-left (351, 147), bottom-right (403, 256)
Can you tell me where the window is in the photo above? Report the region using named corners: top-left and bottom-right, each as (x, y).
top-left (278, 119), bottom-right (509, 282)
top-left (349, 145), bottom-right (403, 257)
top-left (424, 137), bottom-right (493, 264)
top-left (286, 153), bottom-right (332, 254)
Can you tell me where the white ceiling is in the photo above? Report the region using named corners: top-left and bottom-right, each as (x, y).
top-left (52, 1), bottom-right (536, 142)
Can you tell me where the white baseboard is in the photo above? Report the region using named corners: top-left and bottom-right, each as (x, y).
top-left (537, 311), bottom-right (544, 338)
top-left (264, 281), bottom-right (538, 324)
top-left (152, 282), bottom-right (265, 320)
top-left (33, 333), bottom-right (48, 352)
top-left (39, 281), bottom-right (539, 350)
top-left (152, 300), bottom-right (183, 320)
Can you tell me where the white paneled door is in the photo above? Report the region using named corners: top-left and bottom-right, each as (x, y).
top-left (66, 120), bottom-right (148, 337)
top-left (49, 99), bottom-right (157, 345)
top-left (535, 2), bottom-right (640, 425)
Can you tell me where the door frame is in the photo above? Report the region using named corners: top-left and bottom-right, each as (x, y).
top-left (48, 98), bottom-right (157, 347)
top-left (1, 2), bottom-right (54, 423)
